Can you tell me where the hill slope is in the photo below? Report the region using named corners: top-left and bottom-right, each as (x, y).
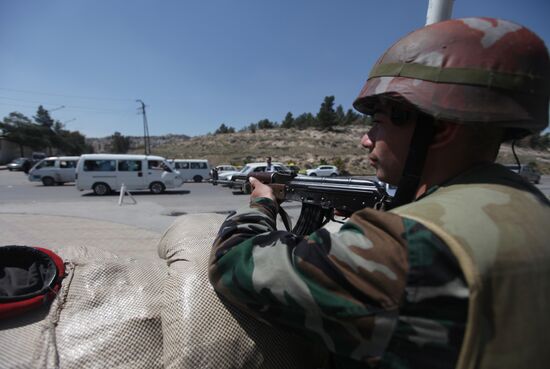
top-left (144, 126), bottom-right (550, 175)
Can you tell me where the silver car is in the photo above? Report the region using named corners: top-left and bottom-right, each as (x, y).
top-left (306, 165), bottom-right (339, 177)
top-left (7, 157), bottom-right (32, 172)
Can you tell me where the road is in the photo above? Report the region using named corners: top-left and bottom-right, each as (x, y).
top-left (0, 170), bottom-right (303, 233)
top-left (1, 169), bottom-right (549, 233)
top-left (0, 169), bottom-right (242, 208)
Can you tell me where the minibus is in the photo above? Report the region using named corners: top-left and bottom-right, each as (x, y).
top-left (76, 154), bottom-right (183, 195)
top-left (28, 156), bottom-right (80, 186)
top-left (169, 159), bottom-right (211, 182)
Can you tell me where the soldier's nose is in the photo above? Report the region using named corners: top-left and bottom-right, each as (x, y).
top-left (361, 133), bottom-right (374, 150)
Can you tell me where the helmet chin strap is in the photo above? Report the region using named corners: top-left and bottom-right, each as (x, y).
top-left (387, 112), bottom-right (435, 210)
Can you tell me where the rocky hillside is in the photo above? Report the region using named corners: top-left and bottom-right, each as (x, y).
top-left (87, 134), bottom-right (190, 153)
top-left (148, 126), bottom-right (372, 175)
top-left (137, 126), bottom-right (550, 175)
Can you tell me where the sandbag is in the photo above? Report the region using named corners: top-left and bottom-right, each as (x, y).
top-left (1, 214), bottom-right (327, 368)
top-left (158, 213), bottom-right (327, 369)
top-left (0, 245), bottom-right (166, 369)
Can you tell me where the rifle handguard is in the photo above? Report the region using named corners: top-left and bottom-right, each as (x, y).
top-left (247, 172), bottom-right (296, 203)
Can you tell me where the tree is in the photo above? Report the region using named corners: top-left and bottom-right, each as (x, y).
top-left (248, 123), bottom-right (258, 133)
top-left (2, 109), bottom-right (91, 157)
top-left (294, 113), bottom-right (316, 129)
top-left (281, 112), bottom-right (295, 129)
top-left (34, 105), bottom-right (54, 128)
top-left (335, 105), bottom-right (345, 125)
top-left (52, 120), bottom-right (65, 133)
top-left (47, 120), bottom-right (68, 153)
top-left (333, 156), bottom-right (347, 174)
top-left (111, 132), bottom-right (131, 153)
top-left (317, 96), bottom-right (337, 130)
top-left (60, 130), bottom-right (90, 155)
top-left (0, 112), bottom-right (47, 156)
top-left (257, 119), bottom-right (276, 130)
top-left (343, 109), bottom-right (357, 125)
top-left (214, 123), bottom-right (235, 134)
top-left (34, 105), bottom-right (58, 154)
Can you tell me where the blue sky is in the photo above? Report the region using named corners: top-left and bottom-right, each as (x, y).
top-left (1, 0), bottom-right (548, 138)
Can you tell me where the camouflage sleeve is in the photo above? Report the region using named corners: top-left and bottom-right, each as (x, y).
top-left (209, 197), bottom-right (409, 362)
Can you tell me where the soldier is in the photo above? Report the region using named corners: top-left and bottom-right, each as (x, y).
top-left (209, 18), bottom-right (550, 368)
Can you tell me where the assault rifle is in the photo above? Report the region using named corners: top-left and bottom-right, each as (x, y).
top-left (232, 172), bottom-right (391, 235)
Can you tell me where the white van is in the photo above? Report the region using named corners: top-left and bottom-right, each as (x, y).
top-left (169, 159), bottom-right (211, 182)
top-left (76, 154), bottom-right (184, 195)
top-left (28, 156), bottom-right (80, 186)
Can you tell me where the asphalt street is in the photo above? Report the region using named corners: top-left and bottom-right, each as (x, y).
top-left (0, 169), bottom-right (288, 260)
top-left (1, 169), bottom-right (548, 260)
top-left (0, 169), bottom-right (303, 233)
top-left (1, 170), bottom-right (549, 231)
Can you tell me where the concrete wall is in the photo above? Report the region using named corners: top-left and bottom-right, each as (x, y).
top-left (0, 138), bottom-right (33, 164)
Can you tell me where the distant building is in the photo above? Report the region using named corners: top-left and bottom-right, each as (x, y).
top-left (86, 138), bottom-right (112, 153)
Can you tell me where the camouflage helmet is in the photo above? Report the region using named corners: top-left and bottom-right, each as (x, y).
top-left (353, 17), bottom-right (550, 138)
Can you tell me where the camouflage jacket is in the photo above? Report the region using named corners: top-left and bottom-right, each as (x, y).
top-left (208, 181), bottom-right (478, 368)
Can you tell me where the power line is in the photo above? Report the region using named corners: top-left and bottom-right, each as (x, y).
top-left (0, 87), bottom-right (135, 102)
top-left (0, 96), bottom-right (128, 110)
top-left (0, 97), bottom-right (135, 114)
top-left (0, 102), bottom-right (39, 109)
top-left (63, 105), bottom-right (135, 114)
top-left (0, 96), bottom-right (46, 104)
top-left (0, 103), bottom-right (134, 116)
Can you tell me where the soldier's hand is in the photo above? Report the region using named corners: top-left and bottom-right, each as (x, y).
top-left (249, 177), bottom-right (276, 203)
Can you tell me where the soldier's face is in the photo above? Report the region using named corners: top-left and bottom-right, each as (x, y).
top-left (361, 104), bottom-right (415, 185)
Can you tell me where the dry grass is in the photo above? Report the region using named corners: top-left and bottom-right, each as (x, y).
top-left (138, 126), bottom-right (550, 175)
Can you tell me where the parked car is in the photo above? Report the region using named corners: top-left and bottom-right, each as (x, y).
top-left (216, 168), bottom-right (243, 183)
top-left (215, 164), bottom-right (238, 173)
top-left (504, 164), bottom-right (541, 184)
top-left (76, 154), bottom-right (183, 195)
top-left (210, 165), bottom-right (239, 185)
top-left (28, 156), bottom-right (80, 186)
top-left (216, 163), bottom-right (280, 183)
top-left (224, 162), bottom-right (291, 193)
top-left (306, 165), bottom-right (339, 177)
top-left (7, 157), bottom-right (32, 172)
top-left (169, 159), bottom-right (211, 182)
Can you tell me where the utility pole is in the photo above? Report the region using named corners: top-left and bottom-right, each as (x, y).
top-left (136, 99), bottom-right (151, 155)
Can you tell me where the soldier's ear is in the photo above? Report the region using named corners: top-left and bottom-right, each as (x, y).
top-left (429, 120), bottom-right (460, 149)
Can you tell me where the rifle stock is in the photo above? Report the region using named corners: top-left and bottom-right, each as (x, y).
top-left (235, 172), bottom-right (390, 235)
